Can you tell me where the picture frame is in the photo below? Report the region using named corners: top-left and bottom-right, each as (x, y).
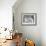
top-left (21, 13), bottom-right (37, 26)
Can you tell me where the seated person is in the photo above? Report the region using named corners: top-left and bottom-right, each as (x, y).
top-left (15, 33), bottom-right (22, 46)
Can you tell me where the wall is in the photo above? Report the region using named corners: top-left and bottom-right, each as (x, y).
top-left (41, 0), bottom-right (46, 46)
top-left (0, 0), bottom-right (16, 30)
top-left (13, 0), bottom-right (41, 46)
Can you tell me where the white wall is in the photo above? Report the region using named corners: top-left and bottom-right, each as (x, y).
top-left (13, 0), bottom-right (41, 46)
top-left (0, 0), bottom-right (16, 30)
top-left (41, 0), bottom-right (46, 46)
top-left (13, 0), bottom-right (46, 46)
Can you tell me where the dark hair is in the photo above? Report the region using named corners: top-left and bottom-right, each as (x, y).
top-left (34, 43), bottom-right (35, 46)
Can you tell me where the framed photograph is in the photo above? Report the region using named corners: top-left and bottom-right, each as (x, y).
top-left (21, 13), bottom-right (37, 26)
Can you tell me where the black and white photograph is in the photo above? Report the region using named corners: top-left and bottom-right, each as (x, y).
top-left (21, 13), bottom-right (37, 26)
